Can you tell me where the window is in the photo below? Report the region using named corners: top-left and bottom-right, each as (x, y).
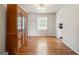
top-left (17, 17), bottom-right (21, 30)
top-left (37, 17), bottom-right (47, 30)
top-left (22, 16), bottom-right (25, 30)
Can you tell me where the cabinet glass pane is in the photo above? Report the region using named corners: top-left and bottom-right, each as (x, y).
top-left (17, 16), bottom-right (21, 30)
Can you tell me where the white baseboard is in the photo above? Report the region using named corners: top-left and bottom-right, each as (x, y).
top-left (0, 52), bottom-right (8, 55)
top-left (62, 41), bottom-right (79, 55)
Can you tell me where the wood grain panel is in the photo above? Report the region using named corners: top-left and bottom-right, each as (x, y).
top-left (7, 4), bottom-right (17, 35)
top-left (6, 35), bottom-right (18, 54)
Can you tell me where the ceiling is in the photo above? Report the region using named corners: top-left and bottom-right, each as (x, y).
top-left (19, 4), bottom-right (64, 13)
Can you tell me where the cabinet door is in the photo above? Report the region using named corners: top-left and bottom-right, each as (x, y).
top-left (17, 13), bottom-right (22, 49)
top-left (24, 16), bottom-right (28, 40)
top-left (21, 16), bottom-right (24, 44)
top-left (22, 15), bottom-right (27, 44)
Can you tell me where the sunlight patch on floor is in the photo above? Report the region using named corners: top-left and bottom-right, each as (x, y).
top-left (36, 39), bottom-right (48, 55)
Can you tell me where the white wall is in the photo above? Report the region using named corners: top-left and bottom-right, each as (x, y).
top-left (0, 5), bottom-right (6, 52)
top-left (56, 5), bottom-right (79, 54)
top-left (28, 13), bottom-right (56, 36)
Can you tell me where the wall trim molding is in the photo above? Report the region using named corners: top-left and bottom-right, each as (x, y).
top-left (62, 40), bottom-right (79, 55)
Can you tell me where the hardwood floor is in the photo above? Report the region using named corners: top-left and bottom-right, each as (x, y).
top-left (16, 36), bottom-right (77, 55)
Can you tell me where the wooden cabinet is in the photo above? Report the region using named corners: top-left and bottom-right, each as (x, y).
top-left (6, 4), bottom-right (28, 54)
